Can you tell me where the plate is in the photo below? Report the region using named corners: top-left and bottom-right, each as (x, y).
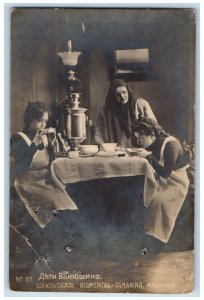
top-left (126, 148), bottom-right (139, 156)
top-left (55, 152), bottom-right (68, 158)
top-left (79, 153), bottom-right (96, 158)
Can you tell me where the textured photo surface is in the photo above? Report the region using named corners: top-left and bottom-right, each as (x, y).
top-left (10, 8), bottom-right (195, 293)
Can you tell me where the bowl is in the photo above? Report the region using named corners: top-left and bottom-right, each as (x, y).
top-left (100, 143), bottom-right (117, 152)
top-left (79, 145), bottom-right (99, 155)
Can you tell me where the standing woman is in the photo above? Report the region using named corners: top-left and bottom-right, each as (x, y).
top-left (10, 101), bottom-right (77, 229)
top-left (132, 117), bottom-right (190, 243)
top-left (94, 79), bottom-right (157, 148)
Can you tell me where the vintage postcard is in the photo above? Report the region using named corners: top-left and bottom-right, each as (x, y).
top-left (9, 7), bottom-right (195, 293)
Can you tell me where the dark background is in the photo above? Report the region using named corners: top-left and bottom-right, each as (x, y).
top-left (10, 8), bottom-right (195, 142)
top-left (9, 8), bottom-right (195, 293)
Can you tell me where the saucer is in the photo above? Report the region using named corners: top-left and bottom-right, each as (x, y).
top-left (55, 152), bottom-right (68, 158)
top-left (79, 153), bottom-right (96, 158)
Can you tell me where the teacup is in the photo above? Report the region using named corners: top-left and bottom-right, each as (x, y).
top-left (100, 143), bottom-right (117, 152)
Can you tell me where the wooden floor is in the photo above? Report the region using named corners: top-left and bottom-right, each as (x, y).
top-left (9, 178), bottom-right (194, 294)
top-left (9, 222), bottom-right (194, 293)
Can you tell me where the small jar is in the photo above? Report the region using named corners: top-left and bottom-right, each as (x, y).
top-left (68, 150), bottom-right (79, 159)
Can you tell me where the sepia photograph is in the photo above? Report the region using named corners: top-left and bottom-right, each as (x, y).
top-left (9, 7), bottom-right (195, 294)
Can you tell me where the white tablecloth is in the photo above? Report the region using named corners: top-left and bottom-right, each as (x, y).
top-left (51, 156), bottom-right (156, 207)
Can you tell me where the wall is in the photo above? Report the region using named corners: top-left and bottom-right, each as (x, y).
top-left (88, 49), bottom-right (109, 125)
top-left (87, 9), bottom-right (195, 142)
top-left (10, 8), bottom-right (195, 142)
top-left (10, 9), bottom-right (60, 132)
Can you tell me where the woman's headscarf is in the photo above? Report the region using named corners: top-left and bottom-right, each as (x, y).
top-left (105, 79), bottom-right (138, 138)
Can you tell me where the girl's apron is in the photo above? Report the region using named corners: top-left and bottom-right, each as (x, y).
top-left (14, 132), bottom-right (77, 228)
top-left (144, 136), bottom-right (190, 243)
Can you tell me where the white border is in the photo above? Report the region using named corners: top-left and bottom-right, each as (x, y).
top-left (2, 1), bottom-right (202, 300)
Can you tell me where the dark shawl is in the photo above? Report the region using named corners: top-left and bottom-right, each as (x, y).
top-left (94, 79), bottom-right (157, 147)
top-left (105, 79), bottom-right (139, 139)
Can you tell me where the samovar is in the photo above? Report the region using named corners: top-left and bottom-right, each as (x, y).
top-left (57, 40), bottom-right (88, 151)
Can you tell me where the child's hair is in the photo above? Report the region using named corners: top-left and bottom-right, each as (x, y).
top-left (132, 117), bottom-right (168, 138)
top-left (24, 101), bottom-right (48, 127)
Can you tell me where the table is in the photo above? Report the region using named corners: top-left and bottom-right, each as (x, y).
top-left (51, 156), bottom-right (156, 207)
